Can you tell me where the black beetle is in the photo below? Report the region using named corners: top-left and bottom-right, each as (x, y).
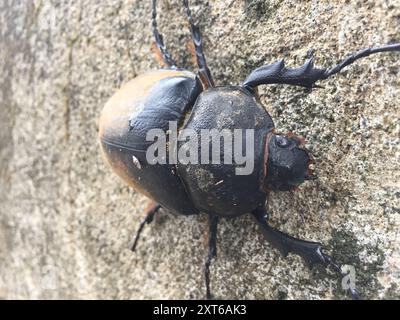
top-left (99, 0), bottom-right (399, 299)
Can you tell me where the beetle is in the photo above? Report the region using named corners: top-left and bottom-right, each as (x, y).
top-left (99, 0), bottom-right (399, 299)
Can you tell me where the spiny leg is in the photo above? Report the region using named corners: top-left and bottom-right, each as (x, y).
top-left (205, 214), bottom-right (219, 299)
top-left (131, 202), bottom-right (161, 251)
top-left (243, 43), bottom-right (400, 89)
top-left (251, 206), bottom-right (361, 299)
top-left (151, 0), bottom-right (177, 68)
top-left (182, 0), bottom-right (215, 88)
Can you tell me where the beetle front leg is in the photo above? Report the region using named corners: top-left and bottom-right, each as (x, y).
top-left (131, 202), bottom-right (161, 251)
top-left (251, 206), bottom-right (361, 299)
top-left (243, 43), bottom-right (400, 89)
top-left (205, 214), bottom-right (219, 299)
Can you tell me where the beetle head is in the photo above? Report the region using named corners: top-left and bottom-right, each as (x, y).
top-left (263, 132), bottom-right (315, 191)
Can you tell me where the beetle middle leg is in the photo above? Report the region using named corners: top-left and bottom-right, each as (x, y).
top-left (251, 206), bottom-right (361, 299)
top-left (131, 202), bottom-right (161, 251)
top-left (205, 214), bottom-right (219, 299)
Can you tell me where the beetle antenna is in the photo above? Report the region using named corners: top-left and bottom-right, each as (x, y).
top-left (151, 0), bottom-right (177, 68)
top-left (182, 0), bottom-right (215, 88)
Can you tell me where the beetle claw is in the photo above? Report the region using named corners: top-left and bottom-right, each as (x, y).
top-left (252, 208), bottom-right (362, 299)
top-left (320, 252), bottom-right (362, 300)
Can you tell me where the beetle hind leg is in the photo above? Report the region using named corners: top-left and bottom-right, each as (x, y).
top-left (204, 214), bottom-right (219, 299)
top-left (151, 0), bottom-right (177, 68)
top-left (131, 202), bottom-right (161, 251)
top-left (182, 0), bottom-right (215, 88)
top-left (251, 206), bottom-right (361, 299)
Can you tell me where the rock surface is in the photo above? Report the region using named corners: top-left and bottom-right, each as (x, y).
top-left (0, 0), bottom-right (399, 299)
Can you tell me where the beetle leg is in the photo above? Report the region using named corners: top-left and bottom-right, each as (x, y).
top-left (182, 0), bottom-right (215, 88)
top-left (251, 206), bottom-right (361, 299)
top-left (243, 43), bottom-right (400, 89)
top-left (321, 43), bottom-right (400, 80)
top-left (205, 214), bottom-right (219, 299)
top-left (151, 42), bottom-right (170, 67)
top-left (131, 202), bottom-right (161, 251)
top-left (151, 0), bottom-right (177, 68)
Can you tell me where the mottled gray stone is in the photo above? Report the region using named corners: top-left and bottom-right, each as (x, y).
top-left (0, 0), bottom-right (399, 299)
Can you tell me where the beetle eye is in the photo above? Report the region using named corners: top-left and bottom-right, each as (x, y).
top-left (275, 135), bottom-right (290, 148)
